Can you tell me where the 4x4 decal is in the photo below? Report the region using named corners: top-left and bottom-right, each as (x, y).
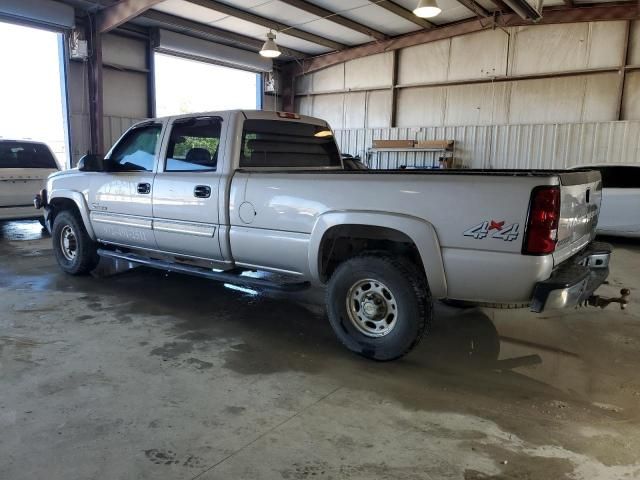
top-left (464, 220), bottom-right (520, 241)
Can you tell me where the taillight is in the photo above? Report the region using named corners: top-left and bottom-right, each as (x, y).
top-left (523, 186), bottom-right (560, 255)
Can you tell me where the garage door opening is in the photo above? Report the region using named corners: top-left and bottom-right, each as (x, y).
top-left (0, 21), bottom-right (68, 167)
top-left (154, 53), bottom-right (260, 117)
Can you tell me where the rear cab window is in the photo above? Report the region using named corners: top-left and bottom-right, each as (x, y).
top-left (0, 142), bottom-right (58, 169)
top-left (240, 119), bottom-right (341, 169)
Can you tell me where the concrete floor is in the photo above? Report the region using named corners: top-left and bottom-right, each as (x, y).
top-left (1, 220), bottom-right (639, 480)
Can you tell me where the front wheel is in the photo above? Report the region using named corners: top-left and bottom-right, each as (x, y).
top-left (52, 210), bottom-right (99, 275)
top-left (326, 254), bottom-right (431, 361)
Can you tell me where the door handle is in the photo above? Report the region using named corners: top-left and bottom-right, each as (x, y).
top-left (137, 183), bottom-right (151, 194)
top-left (194, 185), bottom-right (211, 198)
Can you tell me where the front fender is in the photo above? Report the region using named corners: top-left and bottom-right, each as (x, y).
top-left (49, 189), bottom-right (96, 240)
top-left (309, 211), bottom-right (447, 298)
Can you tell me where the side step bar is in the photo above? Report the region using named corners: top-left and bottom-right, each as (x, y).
top-left (97, 249), bottom-right (311, 293)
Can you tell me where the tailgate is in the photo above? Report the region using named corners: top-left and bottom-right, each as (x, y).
top-left (0, 168), bottom-right (52, 207)
top-left (554, 170), bottom-right (602, 264)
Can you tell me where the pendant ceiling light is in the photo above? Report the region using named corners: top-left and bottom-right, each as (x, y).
top-left (413, 0), bottom-right (442, 18)
top-left (259, 31), bottom-right (282, 58)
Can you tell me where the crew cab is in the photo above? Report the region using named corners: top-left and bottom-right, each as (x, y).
top-left (36, 111), bottom-right (625, 360)
top-left (1, 139), bottom-right (59, 224)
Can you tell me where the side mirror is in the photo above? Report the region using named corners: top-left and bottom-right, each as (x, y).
top-left (77, 154), bottom-right (105, 172)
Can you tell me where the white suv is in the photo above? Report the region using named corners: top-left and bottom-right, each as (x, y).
top-left (0, 139), bottom-right (60, 224)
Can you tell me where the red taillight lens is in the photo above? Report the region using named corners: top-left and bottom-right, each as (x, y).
top-left (523, 186), bottom-right (560, 255)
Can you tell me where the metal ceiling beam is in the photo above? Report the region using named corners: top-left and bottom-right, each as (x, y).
top-left (277, 0), bottom-right (387, 41)
top-left (289, 4), bottom-right (640, 76)
top-left (184, 0), bottom-right (347, 51)
top-left (487, 0), bottom-right (513, 12)
top-left (456, 0), bottom-right (492, 18)
top-left (141, 10), bottom-right (308, 59)
top-left (97, 0), bottom-right (165, 33)
top-left (369, 0), bottom-right (434, 29)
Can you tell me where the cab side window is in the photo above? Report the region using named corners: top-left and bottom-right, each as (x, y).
top-left (166, 117), bottom-right (221, 172)
top-left (109, 124), bottom-right (161, 172)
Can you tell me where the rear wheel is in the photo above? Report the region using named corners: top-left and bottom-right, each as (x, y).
top-left (52, 210), bottom-right (99, 275)
top-left (326, 254), bottom-right (431, 361)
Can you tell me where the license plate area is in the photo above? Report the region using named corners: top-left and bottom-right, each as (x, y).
top-left (580, 252), bottom-right (610, 269)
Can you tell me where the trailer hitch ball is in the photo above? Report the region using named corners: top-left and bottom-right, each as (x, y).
top-left (586, 288), bottom-right (631, 310)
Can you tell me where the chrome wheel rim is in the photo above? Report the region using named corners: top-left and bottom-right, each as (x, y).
top-left (60, 225), bottom-right (78, 261)
top-left (346, 278), bottom-right (398, 337)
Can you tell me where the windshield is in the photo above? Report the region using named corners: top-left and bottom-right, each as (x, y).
top-left (0, 141), bottom-right (58, 169)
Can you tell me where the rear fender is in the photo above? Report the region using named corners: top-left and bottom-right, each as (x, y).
top-left (309, 211), bottom-right (447, 298)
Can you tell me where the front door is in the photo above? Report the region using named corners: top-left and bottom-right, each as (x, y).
top-left (88, 122), bottom-right (162, 250)
top-left (151, 116), bottom-right (224, 261)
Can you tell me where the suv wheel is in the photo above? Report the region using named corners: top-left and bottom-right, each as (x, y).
top-left (52, 210), bottom-right (99, 275)
top-left (326, 254), bottom-right (431, 361)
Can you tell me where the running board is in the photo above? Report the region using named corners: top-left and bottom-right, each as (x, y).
top-left (97, 249), bottom-right (311, 292)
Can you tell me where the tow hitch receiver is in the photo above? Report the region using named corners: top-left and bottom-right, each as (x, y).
top-left (585, 288), bottom-right (631, 310)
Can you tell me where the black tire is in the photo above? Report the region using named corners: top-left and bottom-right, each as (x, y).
top-left (326, 254), bottom-right (431, 361)
top-left (52, 210), bottom-right (99, 275)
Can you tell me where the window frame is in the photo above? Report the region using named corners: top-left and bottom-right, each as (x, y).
top-left (163, 116), bottom-right (223, 173)
top-left (106, 121), bottom-right (164, 173)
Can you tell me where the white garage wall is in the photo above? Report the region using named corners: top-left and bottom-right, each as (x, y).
top-left (295, 19), bottom-right (640, 169)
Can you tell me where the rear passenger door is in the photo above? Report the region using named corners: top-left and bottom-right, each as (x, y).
top-left (151, 116), bottom-right (225, 261)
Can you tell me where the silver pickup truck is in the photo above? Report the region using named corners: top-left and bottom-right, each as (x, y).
top-left (35, 110), bottom-right (626, 360)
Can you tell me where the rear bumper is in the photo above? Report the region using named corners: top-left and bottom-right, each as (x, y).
top-left (530, 241), bottom-right (611, 313)
top-left (0, 205), bottom-right (42, 221)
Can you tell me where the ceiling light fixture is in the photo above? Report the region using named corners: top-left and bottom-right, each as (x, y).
top-left (413, 0), bottom-right (442, 18)
top-left (259, 31), bottom-right (282, 58)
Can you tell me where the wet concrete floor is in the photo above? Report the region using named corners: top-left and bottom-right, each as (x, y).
top-left (1, 220), bottom-right (639, 479)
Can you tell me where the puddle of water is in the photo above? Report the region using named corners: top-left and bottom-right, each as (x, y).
top-left (0, 220), bottom-right (47, 241)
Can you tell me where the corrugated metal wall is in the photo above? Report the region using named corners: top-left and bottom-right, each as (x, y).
top-left (335, 121), bottom-right (640, 170)
top-left (297, 20), bottom-right (640, 170)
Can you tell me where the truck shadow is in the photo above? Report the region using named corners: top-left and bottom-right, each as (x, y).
top-left (85, 263), bottom-right (560, 397)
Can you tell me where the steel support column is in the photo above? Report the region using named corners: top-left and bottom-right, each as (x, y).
top-left (280, 67), bottom-right (295, 112)
top-left (86, 15), bottom-right (104, 156)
